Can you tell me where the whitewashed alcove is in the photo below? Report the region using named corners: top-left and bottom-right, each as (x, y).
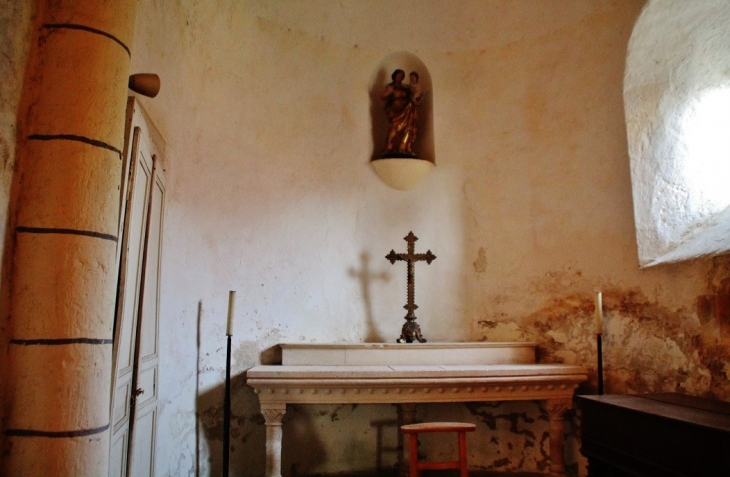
top-left (626, 0), bottom-right (730, 266)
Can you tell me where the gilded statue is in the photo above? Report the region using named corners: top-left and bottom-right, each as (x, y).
top-left (380, 69), bottom-right (422, 158)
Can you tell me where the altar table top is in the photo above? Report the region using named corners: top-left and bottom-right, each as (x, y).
top-left (247, 363), bottom-right (587, 405)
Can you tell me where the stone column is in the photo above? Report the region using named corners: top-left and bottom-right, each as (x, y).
top-left (545, 399), bottom-right (572, 477)
top-left (3, 1), bottom-right (137, 475)
top-left (261, 403), bottom-right (287, 477)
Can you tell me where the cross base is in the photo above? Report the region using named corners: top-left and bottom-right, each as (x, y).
top-left (397, 320), bottom-right (427, 343)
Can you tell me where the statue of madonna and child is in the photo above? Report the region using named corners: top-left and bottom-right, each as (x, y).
top-left (380, 69), bottom-right (423, 158)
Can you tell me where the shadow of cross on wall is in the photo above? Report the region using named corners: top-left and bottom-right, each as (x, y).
top-left (349, 251), bottom-right (391, 342)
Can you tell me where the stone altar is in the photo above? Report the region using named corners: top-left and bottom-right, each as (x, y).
top-left (246, 342), bottom-right (587, 477)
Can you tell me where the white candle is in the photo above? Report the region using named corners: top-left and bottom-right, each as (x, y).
top-left (226, 290), bottom-right (236, 336)
top-left (594, 291), bottom-right (603, 335)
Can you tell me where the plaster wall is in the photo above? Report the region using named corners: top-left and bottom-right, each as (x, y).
top-left (626, 0), bottom-right (730, 266)
top-left (127, 1), bottom-right (730, 476)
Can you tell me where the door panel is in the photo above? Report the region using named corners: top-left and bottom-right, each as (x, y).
top-left (110, 429), bottom-right (129, 477)
top-left (112, 381), bottom-right (131, 429)
top-left (128, 151), bottom-right (165, 477)
top-left (110, 123), bottom-right (152, 466)
top-left (139, 173), bottom-right (161, 359)
top-left (118, 145), bottom-right (152, 374)
top-left (110, 98), bottom-right (166, 477)
top-left (129, 405), bottom-right (157, 477)
top-left (135, 365), bottom-right (157, 409)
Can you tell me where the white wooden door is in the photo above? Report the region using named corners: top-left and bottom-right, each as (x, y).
top-left (110, 98), bottom-right (165, 477)
top-left (128, 153), bottom-right (165, 477)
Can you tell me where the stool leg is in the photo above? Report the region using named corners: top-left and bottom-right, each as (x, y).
top-left (458, 431), bottom-right (468, 477)
top-left (409, 433), bottom-right (419, 477)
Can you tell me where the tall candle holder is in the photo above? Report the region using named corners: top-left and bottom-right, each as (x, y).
top-left (223, 291), bottom-right (235, 477)
top-left (595, 291), bottom-right (604, 395)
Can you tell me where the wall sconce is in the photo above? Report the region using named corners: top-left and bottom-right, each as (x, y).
top-left (129, 73), bottom-right (161, 98)
top-left (370, 53), bottom-right (435, 191)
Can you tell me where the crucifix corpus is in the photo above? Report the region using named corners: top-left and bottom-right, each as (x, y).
top-left (386, 231), bottom-right (436, 343)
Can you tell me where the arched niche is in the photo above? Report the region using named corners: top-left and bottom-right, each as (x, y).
top-left (368, 52), bottom-right (435, 190)
top-left (625, 0), bottom-right (730, 266)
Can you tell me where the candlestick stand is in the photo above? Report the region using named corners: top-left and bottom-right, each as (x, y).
top-left (597, 334), bottom-right (604, 395)
top-left (223, 333), bottom-right (231, 477)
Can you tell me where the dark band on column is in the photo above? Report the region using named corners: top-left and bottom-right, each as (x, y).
top-left (5, 423), bottom-right (110, 438)
top-left (28, 133), bottom-right (122, 157)
top-left (10, 338), bottom-right (113, 346)
top-left (43, 23), bottom-right (131, 57)
top-left (16, 226), bottom-right (118, 243)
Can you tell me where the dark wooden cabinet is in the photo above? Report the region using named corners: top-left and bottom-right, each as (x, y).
top-left (577, 393), bottom-right (730, 477)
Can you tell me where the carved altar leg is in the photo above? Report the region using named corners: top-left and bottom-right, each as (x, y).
top-left (261, 403), bottom-right (287, 477)
top-left (396, 404), bottom-right (417, 476)
top-left (545, 399), bottom-right (571, 477)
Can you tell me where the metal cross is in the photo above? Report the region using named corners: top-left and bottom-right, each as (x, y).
top-left (386, 231), bottom-right (436, 343)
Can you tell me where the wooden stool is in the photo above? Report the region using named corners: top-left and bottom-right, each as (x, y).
top-left (401, 422), bottom-right (476, 477)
